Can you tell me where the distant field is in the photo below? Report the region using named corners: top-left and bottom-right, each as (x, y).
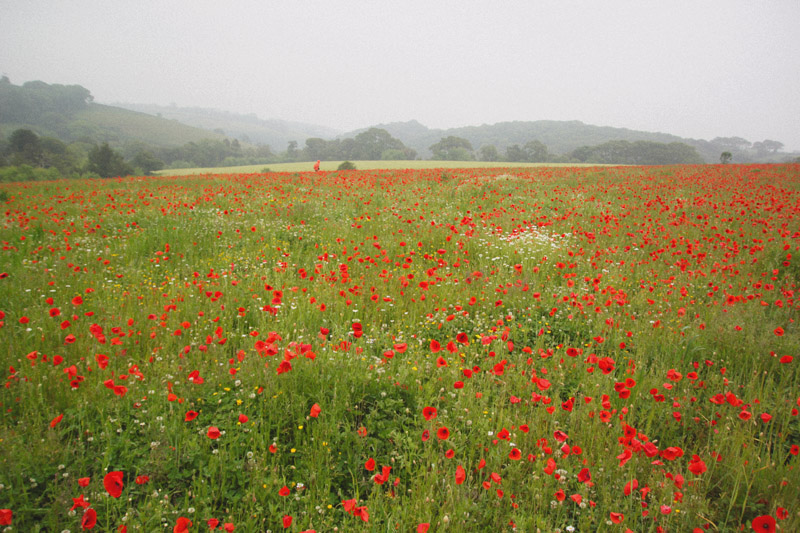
top-left (156, 159), bottom-right (603, 175)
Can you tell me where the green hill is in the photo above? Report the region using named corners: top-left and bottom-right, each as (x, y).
top-left (0, 77), bottom-right (224, 148)
top-left (114, 103), bottom-right (340, 150)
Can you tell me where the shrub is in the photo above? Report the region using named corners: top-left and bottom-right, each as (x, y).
top-left (337, 161), bottom-right (357, 170)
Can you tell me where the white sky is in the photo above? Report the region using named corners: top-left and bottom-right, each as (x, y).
top-left (2, 1), bottom-right (799, 149)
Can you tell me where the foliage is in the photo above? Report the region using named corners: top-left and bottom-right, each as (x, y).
top-left (429, 136), bottom-right (474, 160)
top-left (302, 129), bottom-right (415, 162)
top-left (87, 143), bottom-right (133, 178)
top-left (720, 151), bottom-right (733, 164)
top-left (0, 165), bottom-right (798, 532)
top-left (337, 160), bottom-right (357, 170)
top-left (569, 140), bottom-right (704, 165)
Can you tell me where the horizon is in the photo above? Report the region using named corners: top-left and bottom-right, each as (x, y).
top-left (2, 1), bottom-right (799, 150)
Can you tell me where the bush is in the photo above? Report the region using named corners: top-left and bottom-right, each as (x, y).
top-left (337, 161), bottom-right (357, 170)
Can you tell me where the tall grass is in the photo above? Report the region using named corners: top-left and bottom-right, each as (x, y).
top-left (0, 164), bottom-right (798, 532)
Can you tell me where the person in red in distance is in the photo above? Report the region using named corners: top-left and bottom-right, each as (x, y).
top-left (314, 160), bottom-right (320, 171)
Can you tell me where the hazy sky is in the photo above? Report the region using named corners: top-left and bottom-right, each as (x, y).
top-left (2, 1), bottom-right (799, 149)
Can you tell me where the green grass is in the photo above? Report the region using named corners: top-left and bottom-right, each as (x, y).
top-left (156, 159), bottom-right (607, 175)
top-left (0, 164), bottom-right (797, 532)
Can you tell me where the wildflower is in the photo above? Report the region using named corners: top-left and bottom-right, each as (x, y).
top-left (103, 471), bottom-right (124, 498)
top-left (81, 507), bottom-right (97, 530)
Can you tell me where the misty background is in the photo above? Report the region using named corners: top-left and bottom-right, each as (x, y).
top-left (2, 0), bottom-right (799, 151)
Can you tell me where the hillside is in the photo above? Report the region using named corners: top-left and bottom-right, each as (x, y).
top-left (114, 103), bottom-right (340, 150)
top-left (0, 78), bottom-right (224, 148)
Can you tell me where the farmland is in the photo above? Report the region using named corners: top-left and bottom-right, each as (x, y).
top-left (0, 164), bottom-right (798, 532)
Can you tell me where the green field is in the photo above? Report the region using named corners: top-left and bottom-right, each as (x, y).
top-left (155, 159), bottom-right (605, 176)
top-left (0, 164), bottom-right (797, 532)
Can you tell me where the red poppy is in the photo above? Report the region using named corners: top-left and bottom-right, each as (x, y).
top-left (0, 509), bottom-right (10, 526)
top-left (609, 512), bottom-right (624, 524)
top-left (173, 517), bottom-right (193, 533)
top-left (50, 413), bottom-right (63, 428)
top-left (135, 475), bottom-right (149, 485)
top-left (751, 515), bottom-right (775, 533)
top-left (437, 427), bottom-right (450, 440)
top-left (78, 477), bottom-right (91, 487)
top-left (207, 426), bottom-right (221, 439)
top-left (310, 403), bottom-right (321, 418)
top-left (418, 524), bottom-right (430, 533)
top-left (238, 414), bottom-right (249, 424)
top-left (103, 471), bottom-right (124, 498)
top-left (185, 410), bottom-right (198, 422)
top-left (422, 406), bottom-right (437, 420)
top-left (455, 465), bottom-right (466, 484)
top-left (282, 515), bottom-right (293, 528)
top-left (279, 485), bottom-right (290, 496)
top-left (81, 507), bottom-right (97, 530)
top-left (364, 457), bottom-right (376, 471)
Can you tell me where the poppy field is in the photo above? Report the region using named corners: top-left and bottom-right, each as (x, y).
top-left (1, 164), bottom-right (799, 532)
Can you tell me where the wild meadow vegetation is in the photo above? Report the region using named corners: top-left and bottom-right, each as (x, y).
top-left (0, 164), bottom-right (798, 532)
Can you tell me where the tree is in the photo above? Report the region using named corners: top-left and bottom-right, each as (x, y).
top-left (429, 136), bottom-right (474, 160)
top-left (353, 128), bottom-right (405, 160)
top-left (504, 144), bottom-right (525, 162)
top-left (761, 140), bottom-right (784, 153)
top-left (523, 140), bottom-right (549, 162)
top-left (286, 141), bottom-right (299, 161)
top-left (132, 150), bottom-right (165, 174)
top-left (478, 145), bottom-right (499, 162)
top-left (720, 151), bottom-right (732, 164)
top-left (8, 129), bottom-right (43, 166)
top-left (87, 143), bottom-right (132, 177)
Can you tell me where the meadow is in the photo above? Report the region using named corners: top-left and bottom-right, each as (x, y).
top-left (155, 160), bottom-right (593, 176)
top-left (0, 164), bottom-right (798, 532)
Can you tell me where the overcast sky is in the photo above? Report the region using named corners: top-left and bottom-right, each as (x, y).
top-left (2, 1), bottom-right (799, 149)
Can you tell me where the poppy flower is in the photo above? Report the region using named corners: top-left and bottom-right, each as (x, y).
top-left (207, 519), bottom-right (220, 529)
top-left (103, 471), bottom-right (124, 498)
top-left (0, 509), bottom-right (10, 526)
top-left (609, 512), bottom-right (624, 524)
top-left (81, 507), bottom-right (97, 530)
top-left (437, 427), bottom-right (450, 440)
top-left (50, 413), bottom-right (63, 428)
top-left (309, 403), bottom-right (321, 418)
top-left (135, 475), bottom-right (149, 485)
top-left (751, 515), bottom-right (775, 533)
top-left (78, 477), bottom-right (91, 487)
top-left (279, 485), bottom-right (290, 496)
top-left (185, 410), bottom-right (199, 422)
top-left (238, 414), bottom-right (249, 424)
top-left (223, 524), bottom-right (235, 532)
top-left (173, 517), bottom-right (193, 533)
top-left (364, 458), bottom-right (376, 471)
top-left (422, 406), bottom-right (437, 420)
top-left (455, 465), bottom-right (466, 484)
top-left (418, 524), bottom-right (431, 533)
